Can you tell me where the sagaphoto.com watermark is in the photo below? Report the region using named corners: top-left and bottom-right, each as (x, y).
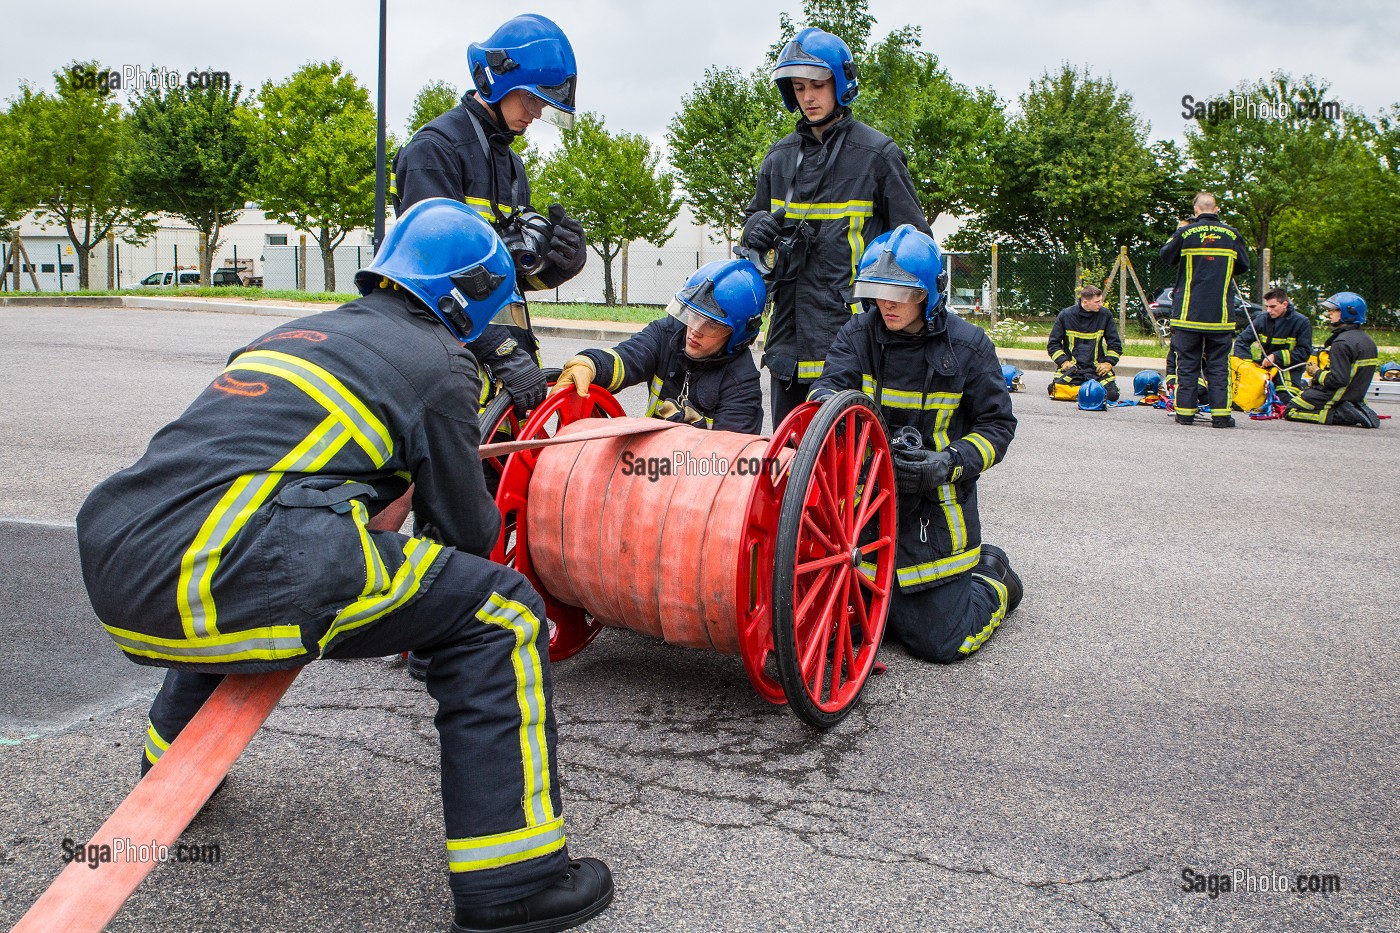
top-left (1182, 94), bottom-right (1341, 125)
top-left (68, 65), bottom-right (232, 93)
top-left (61, 835), bottom-right (222, 869)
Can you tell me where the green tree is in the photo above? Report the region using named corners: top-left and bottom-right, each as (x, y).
top-left (6, 61), bottom-right (155, 288)
top-left (770, 0), bottom-right (875, 63)
top-left (239, 60), bottom-right (376, 292)
top-left (0, 107), bottom-right (32, 233)
top-left (532, 113), bottom-right (680, 305)
top-left (667, 66), bottom-right (787, 243)
top-left (1184, 73), bottom-right (1350, 291)
top-left (406, 80), bottom-right (460, 138)
top-left (968, 65), bottom-right (1160, 263)
top-left (859, 28), bottom-right (1004, 225)
top-left (122, 78), bottom-right (257, 284)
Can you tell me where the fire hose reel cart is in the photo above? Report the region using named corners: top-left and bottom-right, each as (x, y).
top-left (486, 387), bottom-right (897, 729)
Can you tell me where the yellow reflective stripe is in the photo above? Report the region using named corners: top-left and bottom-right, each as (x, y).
top-left (319, 537), bottom-right (443, 650)
top-left (103, 621), bottom-right (306, 664)
top-left (228, 351), bottom-right (393, 465)
top-left (847, 214), bottom-right (867, 283)
top-left (769, 198), bottom-right (874, 220)
top-left (603, 348), bottom-right (626, 391)
top-left (964, 433), bottom-right (996, 470)
top-left (939, 484), bottom-right (966, 553)
top-left (859, 374), bottom-right (961, 412)
top-left (348, 498), bottom-right (388, 597)
top-left (1173, 319), bottom-right (1236, 331)
top-left (476, 592), bottom-right (555, 827)
top-left (178, 416), bottom-right (351, 638)
top-left (447, 817), bottom-right (566, 873)
top-left (462, 196), bottom-right (515, 219)
top-left (959, 572), bottom-right (1008, 655)
top-left (797, 361), bottom-right (825, 380)
top-left (1065, 329), bottom-right (1104, 341)
top-left (897, 545), bottom-right (981, 588)
top-left (643, 375), bottom-right (663, 417)
top-left (1180, 247), bottom-right (1239, 258)
top-left (145, 721), bottom-right (170, 765)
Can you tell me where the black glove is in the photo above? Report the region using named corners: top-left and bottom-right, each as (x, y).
top-left (488, 339), bottom-right (547, 417)
top-left (892, 448), bottom-right (957, 496)
top-left (544, 204), bottom-right (586, 276)
top-left (741, 211), bottom-right (782, 251)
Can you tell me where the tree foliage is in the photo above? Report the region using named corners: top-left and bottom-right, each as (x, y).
top-left (532, 112), bottom-right (680, 305)
top-left (667, 67), bottom-right (787, 242)
top-left (406, 80), bottom-right (460, 138)
top-left (239, 60), bottom-right (375, 292)
top-left (122, 78), bottom-right (257, 284)
top-left (5, 61), bottom-right (155, 288)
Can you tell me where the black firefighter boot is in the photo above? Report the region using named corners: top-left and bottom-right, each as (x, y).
top-left (976, 544), bottom-right (1023, 613)
top-left (451, 858), bottom-right (614, 933)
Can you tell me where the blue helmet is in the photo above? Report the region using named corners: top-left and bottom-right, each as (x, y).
top-left (1001, 364), bottom-right (1024, 392)
top-left (356, 198), bottom-right (521, 344)
top-left (468, 14), bottom-right (577, 128)
top-left (666, 259), bottom-right (767, 355)
top-left (1134, 370), bottom-right (1163, 396)
top-left (772, 27), bottom-right (859, 111)
top-left (852, 225), bottom-right (948, 323)
top-left (1321, 291), bottom-right (1367, 325)
top-left (1077, 379), bottom-right (1107, 411)
top-left (1380, 361), bottom-right (1400, 381)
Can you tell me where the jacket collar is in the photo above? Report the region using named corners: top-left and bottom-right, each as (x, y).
top-left (462, 94), bottom-right (516, 142)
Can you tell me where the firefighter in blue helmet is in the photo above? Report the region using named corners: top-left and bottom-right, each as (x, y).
top-left (75, 200), bottom-right (614, 933)
top-left (808, 226), bottom-right (1022, 664)
top-left (740, 26), bottom-right (930, 429)
top-left (1047, 285), bottom-right (1122, 401)
top-left (1286, 292), bottom-right (1382, 427)
top-left (392, 13), bottom-right (589, 418)
top-left (552, 259), bottom-right (766, 433)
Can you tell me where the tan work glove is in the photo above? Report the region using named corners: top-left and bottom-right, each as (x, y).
top-left (654, 400), bottom-right (704, 425)
top-left (1059, 360), bottom-right (1075, 373)
top-left (1305, 361), bottom-right (1320, 378)
top-left (1095, 361), bottom-right (1114, 377)
top-left (551, 355), bottom-right (596, 397)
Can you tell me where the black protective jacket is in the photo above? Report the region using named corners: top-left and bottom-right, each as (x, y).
top-left (810, 309), bottom-right (1017, 593)
top-left (1047, 303), bottom-right (1122, 369)
top-left (1159, 213), bottom-right (1251, 332)
top-left (581, 317), bottom-right (763, 434)
top-left (1295, 324), bottom-right (1379, 410)
top-left (1232, 306), bottom-right (1313, 367)
top-left (392, 95), bottom-right (582, 292)
top-left (75, 289), bottom-right (498, 672)
top-left (743, 113), bottom-right (928, 383)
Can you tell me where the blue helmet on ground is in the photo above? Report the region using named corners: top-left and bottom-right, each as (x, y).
top-left (1001, 364), bottom-right (1024, 392)
top-left (1078, 379), bottom-right (1107, 411)
top-left (1134, 370), bottom-right (1163, 396)
top-left (772, 27), bottom-right (859, 111)
top-left (1321, 292), bottom-right (1366, 325)
top-left (355, 198), bottom-right (521, 344)
top-left (468, 14), bottom-right (577, 128)
top-left (851, 225), bottom-right (949, 323)
top-left (1381, 361), bottom-right (1400, 381)
top-left (666, 259), bottom-right (767, 355)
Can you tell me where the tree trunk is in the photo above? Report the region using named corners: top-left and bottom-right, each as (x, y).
top-left (1255, 215), bottom-right (1270, 299)
top-left (600, 246), bottom-right (617, 306)
top-left (75, 242), bottom-right (92, 290)
top-left (320, 225), bottom-right (336, 293)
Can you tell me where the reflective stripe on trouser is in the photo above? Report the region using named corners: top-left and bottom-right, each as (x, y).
top-left (884, 566), bottom-right (1009, 664)
top-left (1171, 329), bottom-right (1232, 417)
top-left (139, 548), bottom-right (569, 909)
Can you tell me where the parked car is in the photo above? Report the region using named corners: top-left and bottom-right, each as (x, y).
top-left (129, 268), bottom-right (243, 288)
top-left (1146, 285), bottom-right (1259, 337)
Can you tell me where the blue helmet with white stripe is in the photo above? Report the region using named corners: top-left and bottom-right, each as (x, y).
top-left (852, 225), bottom-right (948, 322)
top-left (772, 27), bottom-right (859, 111)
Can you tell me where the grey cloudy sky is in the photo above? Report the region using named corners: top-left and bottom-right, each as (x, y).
top-left (7, 0), bottom-right (1400, 152)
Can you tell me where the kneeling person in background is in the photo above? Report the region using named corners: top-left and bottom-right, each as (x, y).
top-left (1047, 285), bottom-right (1123, 402)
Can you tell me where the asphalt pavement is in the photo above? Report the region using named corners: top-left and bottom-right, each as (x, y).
top-left (1, 303), bottom-right (1396, 932)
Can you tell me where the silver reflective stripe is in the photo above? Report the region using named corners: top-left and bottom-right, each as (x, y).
top-left (106, 628), bottom-right (305, 659)
top-left (446, 818), bottom-right (566, 872)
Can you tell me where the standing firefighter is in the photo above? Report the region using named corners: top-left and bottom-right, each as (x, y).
top-left (1286, 292), bottom-right (1382, 427)
top-left (1160, 192), bottom-right (1251, 427)
top-left (393, 13), bottom-right (589, 418)
top-left (740, 26), bottom-right (929, 428)
top-left (809, 226), bottom-right (1022, 664)
top-left (1046, 285), bottom-right (1123, 401)
top-left (75, 200), bottom-right (614, 933)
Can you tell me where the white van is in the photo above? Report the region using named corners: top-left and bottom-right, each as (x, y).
top-left (131, 268), bottom-right (242, 287)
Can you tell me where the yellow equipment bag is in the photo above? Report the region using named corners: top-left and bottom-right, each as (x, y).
top-left (1229, 356), bottom-right (1273, 411)
top-left (1048, 381), bottom-right (1080, 401)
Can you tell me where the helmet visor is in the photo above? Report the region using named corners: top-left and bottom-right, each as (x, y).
top-left (851, 281), bottom-right (928, 304)
top-left (666, 296), bottom-right (733, 339)
top-left (773, 63), bottom-right (833, 82)
top-left (491, 292), bottom-right (530, 330)
top-left (528, 76), bottom-right (576, 128)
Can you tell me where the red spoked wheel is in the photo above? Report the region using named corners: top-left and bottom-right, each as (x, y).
top-left (769, 391), bottom-right (896, 729)
top-left (492, 386), bottom-right (625, 661)
top-left (479, 368), bottom-right (562, 494)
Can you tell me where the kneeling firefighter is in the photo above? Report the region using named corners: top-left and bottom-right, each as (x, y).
top-left (551, 259), bottom-right (766, 433)
top-left (75, 199), bottom-right (615, 933)
top-left (808, 225), bottom-right (1022, 663)
top-left (1286, 292), bottom-right (1382, 428)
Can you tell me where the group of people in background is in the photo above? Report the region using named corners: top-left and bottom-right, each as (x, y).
top-left (1048, 192), bottom-right (1386, 429)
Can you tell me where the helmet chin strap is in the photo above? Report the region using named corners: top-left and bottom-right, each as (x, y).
top-left (474, 92), bottom-right (521, 137)
top-left (801, 105), bottom-right (847, 130)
